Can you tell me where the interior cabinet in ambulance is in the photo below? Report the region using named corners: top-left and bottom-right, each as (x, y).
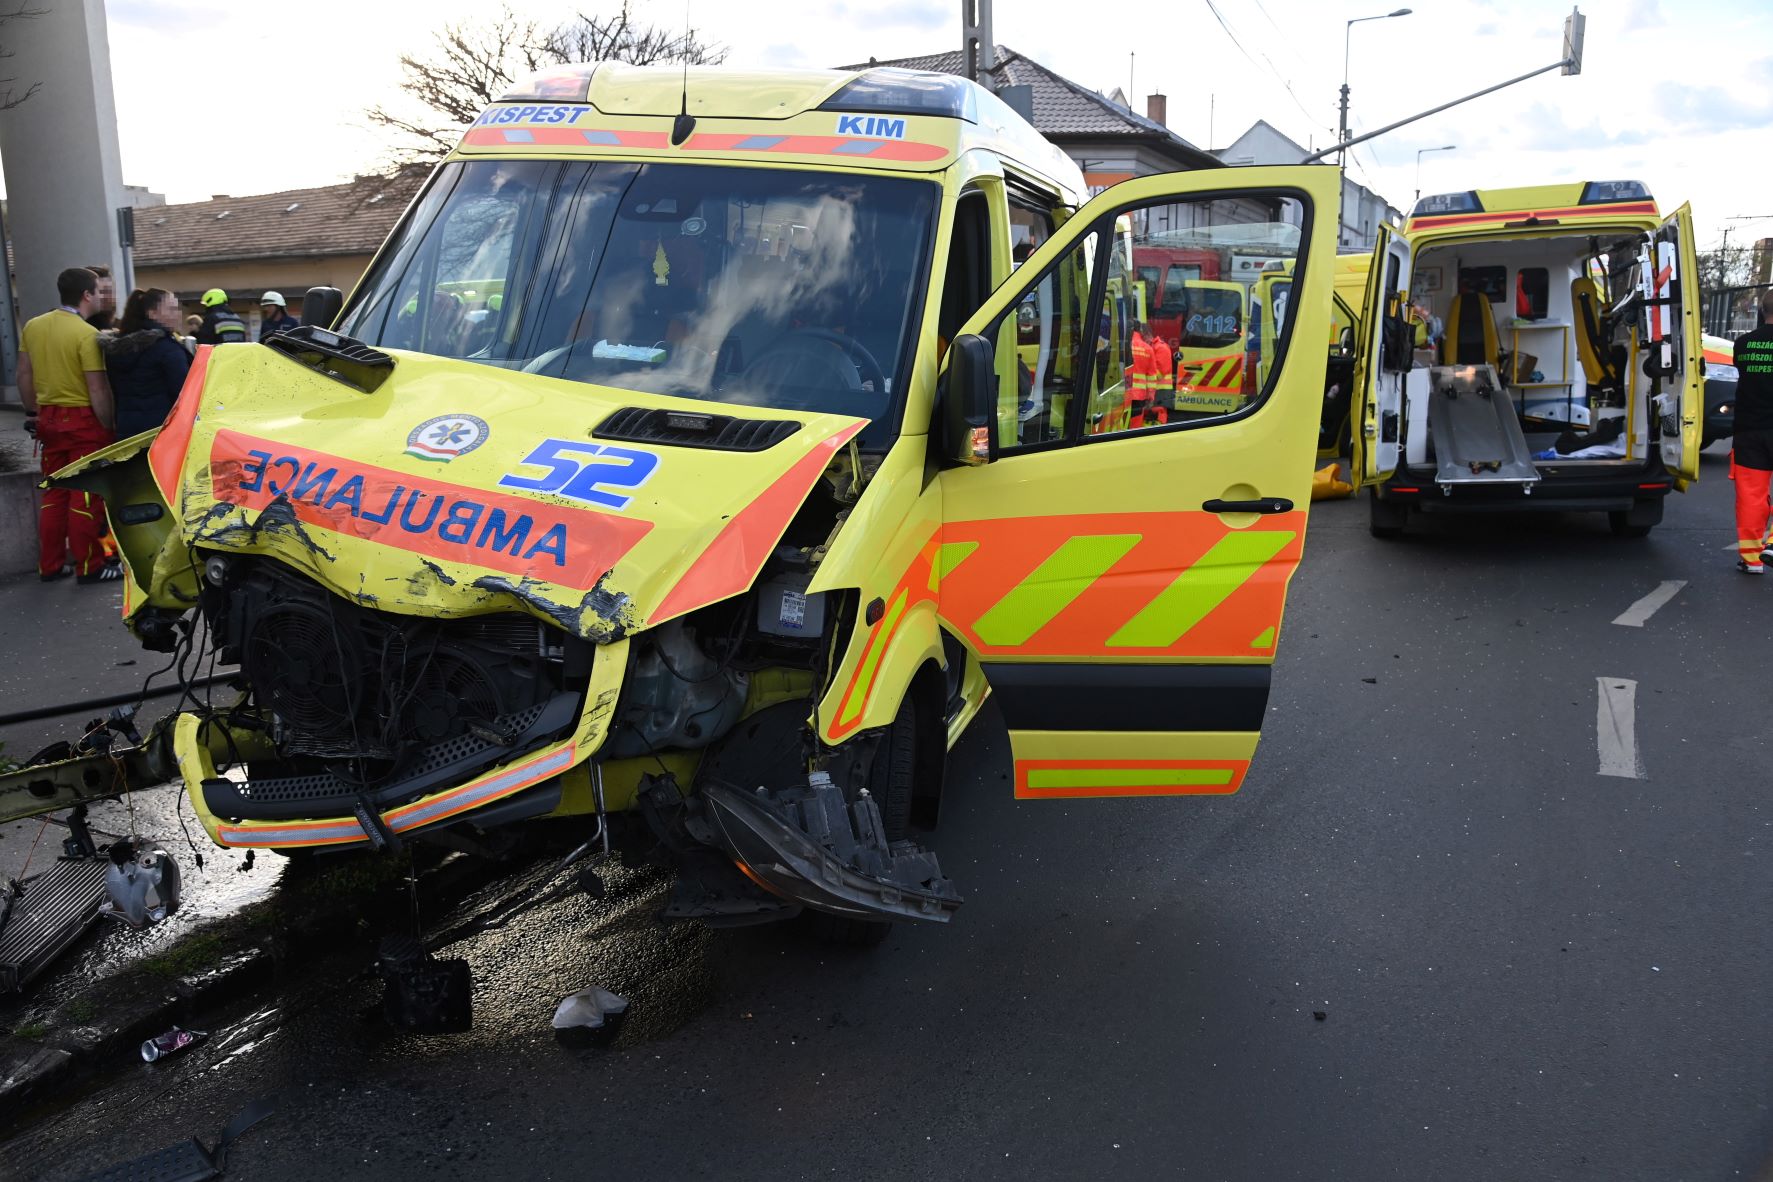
top-left (1350, 180), bottom-right (1703, 538)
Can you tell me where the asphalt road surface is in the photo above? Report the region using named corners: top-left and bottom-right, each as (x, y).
top-left (9, 445), bottom-right (1771, 1181)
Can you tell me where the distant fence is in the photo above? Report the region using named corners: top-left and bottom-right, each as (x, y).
top-left (1704, 284), bottom-right (1773, 339)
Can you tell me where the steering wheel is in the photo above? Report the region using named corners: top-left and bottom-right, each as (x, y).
top-left (742, 329), bottom-right (888, 396)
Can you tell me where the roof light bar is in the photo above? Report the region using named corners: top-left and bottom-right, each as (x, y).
top-left (500, 64), bottom-right (599, 103)
top-left (1580, 180), bottom-right (1653, 205)
top-left (1411, 190), bottom-right (1482, 217)
top-left (819, 69), bottom-right (979, 123)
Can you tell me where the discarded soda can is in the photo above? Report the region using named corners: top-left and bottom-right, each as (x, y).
top-left (141, 1025), bottom-right (206, 1063)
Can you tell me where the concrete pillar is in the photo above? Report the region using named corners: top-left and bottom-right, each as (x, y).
top-left (0, 0), bottom-right (126, 394)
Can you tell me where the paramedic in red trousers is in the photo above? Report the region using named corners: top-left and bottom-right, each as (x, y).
top-left (1731, 288), bottom-right (1773, 574)
top-left (16, 267), bottom-right (121, 584)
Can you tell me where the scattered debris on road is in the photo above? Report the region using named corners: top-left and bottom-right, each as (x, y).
top-left (140, 1025), bottom-right (205, 1063)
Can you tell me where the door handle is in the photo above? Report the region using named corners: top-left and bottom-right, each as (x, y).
top-left (1201, 497), bottom-right (1294, 514)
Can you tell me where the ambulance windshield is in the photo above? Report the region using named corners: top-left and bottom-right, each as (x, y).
top-left (339, 160), bottom-right (937, 440)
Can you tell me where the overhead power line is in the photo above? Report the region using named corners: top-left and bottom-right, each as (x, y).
top-left (1199, 0), bottom-right (1330, 137)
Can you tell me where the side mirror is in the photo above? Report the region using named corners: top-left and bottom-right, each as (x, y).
top-left (938, 334), bottom-right (994, 466)
top-left (1338, 326), bottom-right (1355, 355)
top-left (301, 286), bottom-right (345, 329)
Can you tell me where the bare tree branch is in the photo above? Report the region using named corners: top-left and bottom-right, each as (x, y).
top-left (0, 1), bottom-right (46, 111)
top-left (366, 1), bottom-right (726, 171)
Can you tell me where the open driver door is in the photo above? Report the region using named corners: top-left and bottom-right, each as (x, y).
top-left (931, 167), bottom-right (1341, 799)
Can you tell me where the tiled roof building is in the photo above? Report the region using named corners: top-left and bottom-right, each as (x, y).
top-left (845, 46), bottom-right (1222, 180)
top-left (130, 170), bottom-right (423, 327)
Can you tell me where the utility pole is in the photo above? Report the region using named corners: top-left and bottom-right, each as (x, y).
top-left (1340, 9), bottom-right (1412, 169)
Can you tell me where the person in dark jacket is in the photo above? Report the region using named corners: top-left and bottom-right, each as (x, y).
top-left (84, 264), bottom-right (117, 332)
top-left (1731, 288), bottom-right (1773, 574)
top-left (258, 291), bottom-right (299, 340)
top-left (194, 288), bottom-right (248, 346)
top-left (105, 287), bottom-right (192, 439)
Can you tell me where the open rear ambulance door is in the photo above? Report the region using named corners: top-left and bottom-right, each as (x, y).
top-left (933, 167), bottom-right (1340, 800)
top-left (1350, 224), bottom-right (1411, 487)
top-left (1649, 204), bottom-right (1703, 488)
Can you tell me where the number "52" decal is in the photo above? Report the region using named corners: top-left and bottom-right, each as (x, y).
top-left (497, 439), bottom-right (659, 510)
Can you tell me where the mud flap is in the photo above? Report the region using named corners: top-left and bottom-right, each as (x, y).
top-left (701, 773), bottom-right (961, 924)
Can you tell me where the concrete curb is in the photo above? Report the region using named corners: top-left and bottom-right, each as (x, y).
top-left (0, 930), bottom-right (273, 1111)
top-left (0, 469), bottom-right (43, 579)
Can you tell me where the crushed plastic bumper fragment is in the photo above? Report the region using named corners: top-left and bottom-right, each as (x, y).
top-left (702, 772), bottom-right (961, 924)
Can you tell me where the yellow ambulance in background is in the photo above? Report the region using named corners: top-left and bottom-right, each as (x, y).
top-left (1351, 179), bottom-right (1702, 538)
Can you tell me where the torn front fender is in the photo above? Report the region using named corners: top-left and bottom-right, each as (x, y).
top-left (48, 431), bottom-right (199, 628)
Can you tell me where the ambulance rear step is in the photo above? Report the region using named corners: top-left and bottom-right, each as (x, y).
top-left (1427, 364), bottom-right (1540, 491)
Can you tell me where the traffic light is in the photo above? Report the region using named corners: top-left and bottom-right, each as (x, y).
top-left (1562, 7), bottom-right (1586, 76)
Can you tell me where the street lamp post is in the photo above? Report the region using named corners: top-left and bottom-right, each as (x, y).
top-left (1340, 8), bottom-right (1412, 168)
top-left (1414, 144), bottom-right (1457, 205)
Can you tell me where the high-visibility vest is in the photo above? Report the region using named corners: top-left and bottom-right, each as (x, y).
top-left (1127, 332), bottom-right (1156, 408)
top-left (1151, 337), bottom-right (1174, 394)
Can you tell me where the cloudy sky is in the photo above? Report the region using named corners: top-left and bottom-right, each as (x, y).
top-left (93, 0), bottom-right (1773, 251)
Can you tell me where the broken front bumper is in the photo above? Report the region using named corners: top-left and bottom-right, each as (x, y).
top-left (702, 775), bottom-right (961, 924)
top-left (179, 714), bottom-right (579, 850)
top-left (181, 635), bottom-right (632, 851)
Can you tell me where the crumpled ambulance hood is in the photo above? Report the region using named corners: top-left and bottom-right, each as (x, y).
top-left (152, 345), bottom-right (865, 641)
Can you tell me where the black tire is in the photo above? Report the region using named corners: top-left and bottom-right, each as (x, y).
top-left (868, 694), bottom-right (917, 842)
top-left (1608, 511), bottom-right (1653, 539)
top-left (801, 695), bottom-right (919, 948)
top-left (1368, 490), bottom-right (1407, 538)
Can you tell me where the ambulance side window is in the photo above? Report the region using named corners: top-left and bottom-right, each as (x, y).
top-left (1009, 202), bottom-right (1054, 268)
top-left (982, 227), bottom-right (1096, 449)
top-left (939, 192), bottom-right (992, 348)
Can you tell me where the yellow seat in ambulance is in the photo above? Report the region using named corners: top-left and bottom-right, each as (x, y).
top-left (1572, 276), bottom-right (1624, 397)
top-left (1442, 289), bottom-right (1498, 368)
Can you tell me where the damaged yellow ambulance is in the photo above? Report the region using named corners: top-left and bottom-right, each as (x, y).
top-left (46, 63), bottom-right (1341, 940)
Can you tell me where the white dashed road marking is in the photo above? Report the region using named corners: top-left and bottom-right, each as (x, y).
top-left (1612, 579), bottom-right (1687, 627)
top-left (1597, 677), bottom-right (1642, 779)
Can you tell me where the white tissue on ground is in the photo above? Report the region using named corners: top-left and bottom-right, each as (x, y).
top-left (552, 986), bottom-right (630, 1029)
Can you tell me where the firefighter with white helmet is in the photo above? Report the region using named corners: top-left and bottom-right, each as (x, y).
top-left (258, 291), bottom-right (298, 341)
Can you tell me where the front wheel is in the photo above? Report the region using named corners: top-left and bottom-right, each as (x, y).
top-left (800, 694), bottom-right (919, 948)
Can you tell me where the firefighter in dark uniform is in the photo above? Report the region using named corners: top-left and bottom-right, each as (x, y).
top-left (194, 289), bottom-right (248, 347)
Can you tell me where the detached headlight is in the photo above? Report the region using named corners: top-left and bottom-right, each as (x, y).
top-left (1705, 362), bottom-right (1737, 383)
